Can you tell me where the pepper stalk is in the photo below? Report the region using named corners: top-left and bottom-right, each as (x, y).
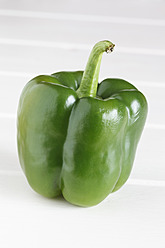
top-left (76, 40), bottom-right (115, 98)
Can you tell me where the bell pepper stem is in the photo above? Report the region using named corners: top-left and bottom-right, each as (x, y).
top-left (77, 40), bottom-right (115, 98)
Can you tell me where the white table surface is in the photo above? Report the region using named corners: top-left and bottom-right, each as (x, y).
top-left (0, 0), bottom-right (165, 247)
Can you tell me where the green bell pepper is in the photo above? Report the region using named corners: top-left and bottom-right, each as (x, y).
top-left (17, 40), bottom-right (148, 207)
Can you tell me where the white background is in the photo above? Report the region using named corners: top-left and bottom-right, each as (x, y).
top-left (0, 0), bottom-right (165, 247)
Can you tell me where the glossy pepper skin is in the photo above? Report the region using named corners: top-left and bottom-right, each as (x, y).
top-left (17, 41), bottom-right (148, 207)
